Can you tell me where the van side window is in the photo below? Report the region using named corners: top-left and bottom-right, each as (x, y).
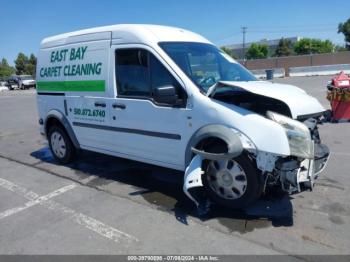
top-left (115, 48), bottom-right (186, 104)
top-left (115, 49), bottom-right (150, 97)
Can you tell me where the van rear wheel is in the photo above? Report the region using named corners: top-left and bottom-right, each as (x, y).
top-left (202, 154), bottom-right (262, 209)
top-left (48, 125), bottom-right (75, 164)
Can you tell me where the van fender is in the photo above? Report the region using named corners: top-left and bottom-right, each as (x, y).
top-left (45, 109), bottom-right (80, 149)
top-left (185, 124), bottom-right (244, 167)
top-left (183, 124), bottom-right (245, 211)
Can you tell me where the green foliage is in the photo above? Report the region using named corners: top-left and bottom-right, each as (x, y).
top-left (220, 46), bottom-right (231, 54)
top-left (220, 46), bottom-right (237, 59)
top-left (294, 38), bottom-right (334, 55)
top-left (274, 38), bottom-right (293, 57)
top-left (26, 54), bottom-right (37, 77)
top-left (334, 45), bottom-right (347, 52)
top-left (246, 43), bottom-right (268, 59)
top-left (15, 53), bottom-right (28, 75)
top-left (0, 58), bottom-right (15, 78)
top-left (338, 18), bottom-right (350, 50)
top-left (14, 53), bottom-right (37, 77)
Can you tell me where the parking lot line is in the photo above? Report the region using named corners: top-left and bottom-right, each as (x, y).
top-left (0, 177), bottom-right (40, 200)
top-left (0, 183), bottom-right (76, 220)
top-left (0, 176), bottom-right (139, 243)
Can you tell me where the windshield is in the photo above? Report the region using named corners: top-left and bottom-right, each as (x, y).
top-left (159, 42), bottom-right (257, 92)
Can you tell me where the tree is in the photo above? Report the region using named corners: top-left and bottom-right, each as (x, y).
top-left (15, 53), bottom-right (28, 75)
top-left (274, 38), bottom-right (293, 57)
top-left (246, 43), bottom-right (268, 59)
top-left (13, 53), bottom-right (37, 77)
top-left (26, 54), bottom-right (37, 77)
top-left (338, 18), bottom-right (350, 50)
top-left (0, 58), bottom-right (15, 78)
top-left (220, 46), bottom-right (231, 54)
top-left (294, 38), bottom-right (334, 55)
top-left (220, 46), bottom-right (237, 59)
top-left (334, 45), bottom-right (347, 52)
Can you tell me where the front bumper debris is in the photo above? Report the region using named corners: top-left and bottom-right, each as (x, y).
top-left (183, 155), bottom-right (211, 215)
top-left (314, 143), bottom-right (330, 175)
top-left (183, 154), bottom-right (204, 207)
top-left (183, 140), bottom-right (330, 209)
top-left (276, 143), bottom-right (330, 193)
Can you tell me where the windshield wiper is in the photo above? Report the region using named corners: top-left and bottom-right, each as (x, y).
top-left (206, 81), bottom-right (252, 97)
top-left (206, 81), bottom-right (230, 97)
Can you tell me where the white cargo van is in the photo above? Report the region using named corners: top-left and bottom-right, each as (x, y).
top-left (36, 24), bottom-right (330, 209)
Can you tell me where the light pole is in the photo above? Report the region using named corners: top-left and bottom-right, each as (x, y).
top-left (241, 26), bottom-right (247, 63)
top-left (309, 40), bottom-right (313, 66)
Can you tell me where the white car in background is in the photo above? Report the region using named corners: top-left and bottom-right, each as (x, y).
top-left (18, 75), bottom-right (36, 89)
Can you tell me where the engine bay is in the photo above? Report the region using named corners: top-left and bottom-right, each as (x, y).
top-left (213, 89), bottom-right (292, 118)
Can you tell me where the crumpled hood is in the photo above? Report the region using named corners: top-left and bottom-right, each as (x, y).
top-left (219, 81), bottom-right (325, 119)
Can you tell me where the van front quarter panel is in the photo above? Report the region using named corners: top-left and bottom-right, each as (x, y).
top-left (186, 94), bottom-right (291, 159)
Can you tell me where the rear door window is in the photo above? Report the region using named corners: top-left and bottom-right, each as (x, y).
top-left (115, 49), bottom-right (150, 97)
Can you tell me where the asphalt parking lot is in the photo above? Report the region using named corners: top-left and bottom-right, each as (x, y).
top-left (0, 75), bottom-right (349, 256)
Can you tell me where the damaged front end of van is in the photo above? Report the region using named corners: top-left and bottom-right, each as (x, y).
top-left (183, 81), bottom-right (330, 209)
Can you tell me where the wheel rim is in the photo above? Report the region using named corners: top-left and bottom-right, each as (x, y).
top-left (50, 131), bottom-right (66, 159)
top-left (206, 159), bottom-right (247, 200)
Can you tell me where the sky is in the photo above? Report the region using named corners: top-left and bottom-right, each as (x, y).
top-left (1, 0), bottom-right (349, 65)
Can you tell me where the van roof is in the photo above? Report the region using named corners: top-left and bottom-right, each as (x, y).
top-left (40, 24), bottom-right (211, 49)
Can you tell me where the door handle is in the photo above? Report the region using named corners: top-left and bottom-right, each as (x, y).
top-left (112, 103), bottom-right (126, 109)
top-left (94, 102), bottom-right (106, 108)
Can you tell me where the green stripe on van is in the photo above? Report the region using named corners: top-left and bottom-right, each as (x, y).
top-left (36, 80), bottom-right (105, 92)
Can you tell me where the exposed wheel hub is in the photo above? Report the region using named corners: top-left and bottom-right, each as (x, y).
top-left (217, 170), bottom-right (234, 187)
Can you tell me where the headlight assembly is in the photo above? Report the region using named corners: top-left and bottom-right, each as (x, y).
top-left (267, 111), bottom-right (314, 159)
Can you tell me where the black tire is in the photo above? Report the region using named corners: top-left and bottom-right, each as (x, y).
top-left (202, 154), bottom-right (262, 209)
top-left (48, 125), bottom-right (76, 164)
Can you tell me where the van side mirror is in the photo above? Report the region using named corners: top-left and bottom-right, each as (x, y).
top-left (154, 85), bottom-right (179, 105)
